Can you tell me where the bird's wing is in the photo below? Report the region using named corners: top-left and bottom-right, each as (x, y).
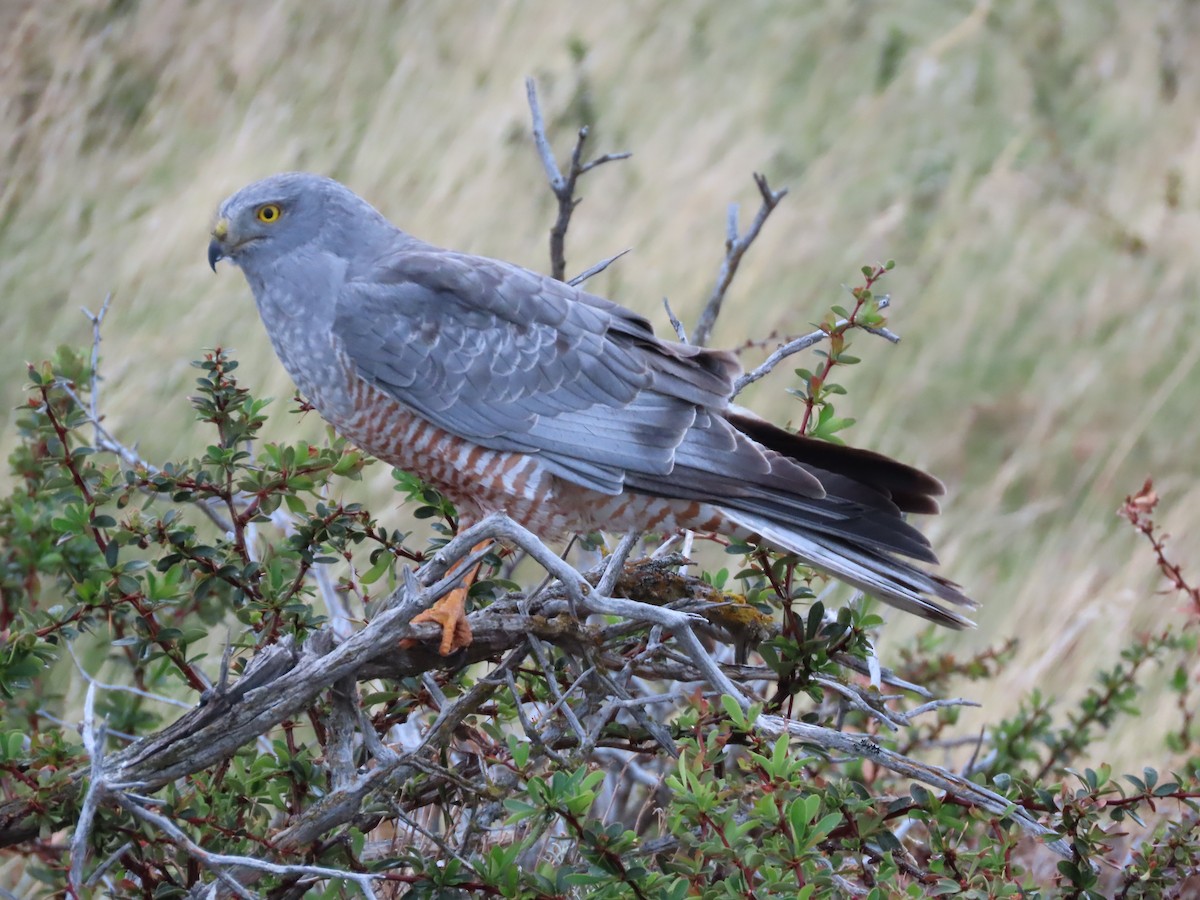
top-left (333, 247), bottom-right (787, 495)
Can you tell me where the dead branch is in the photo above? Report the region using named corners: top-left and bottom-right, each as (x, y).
top-left (525, 77), bottom-right (631, 281)
top-left (757, 714), bottom-right (1072, 858)
top-left (691, 173), bottom-right (788, 347)
top-left (568, 247), bottom-right (632, 287)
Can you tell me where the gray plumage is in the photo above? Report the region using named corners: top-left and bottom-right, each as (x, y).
top-left (208, 172), bottom-right (975, 628)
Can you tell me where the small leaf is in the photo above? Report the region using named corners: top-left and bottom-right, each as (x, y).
top-left (720, 694), bottom-right (747, 730)
top-left (809, 811), bottom-right (842, 843)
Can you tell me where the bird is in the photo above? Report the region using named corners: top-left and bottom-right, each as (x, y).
top-left (208, 172), bottom-right (974, 655)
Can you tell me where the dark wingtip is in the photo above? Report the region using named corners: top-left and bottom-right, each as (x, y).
top-left (726, 410), bottom-right (946, 512)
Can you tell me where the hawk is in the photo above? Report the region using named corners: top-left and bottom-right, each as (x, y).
top-left (208, 173), bottom-right (973, 654)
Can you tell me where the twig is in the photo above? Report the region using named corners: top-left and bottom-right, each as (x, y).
top-left (69, 683), bottom-right (104, 895)
top-left (36, 708), bottom-right (133, 744)
top-left (832, 652), bottom-right (933, 700)
top-left (591, 667), bottom-right (678, 756)
top-left (593, 747), bottom-right (665, 790)
top-left (67, 643), bottom-right (195, 710)
top-left (596, 530), bottom-right (641, 597)
top-left (85, 841), bottom-right (132, 888)
top-left (506, 668), bottom-right (569, 766)
top-left (609, 689), bottom-right (688, 708)
top-left (326, 677), bottom-right (360, 792)
top-left (421, 672), bottom-right (449, 710)
top-left (568, 248), bottom-right (632, 287)
top-left (731, 296), bottom-right (894, 397)
top-left (382, 798), bottom-right (480, 870)
top-left (814, 856), bottom-right (871, 898)
top-left (81, 292), bottom-right (113, 440)
top-left (812, 675), bottom-right (902, 732)
top-left (903, 697), bottom-right (981, 722)
top-left (528, 634), bottom-right (591, 745)
top-left (315, 563), bottom-right (355, 640)
top-left (691, 173), bottom-right (788, 347)
top-left (662, 298), bottom-right (688, 343)
top-left (117, 793), bottom-right (380, 898)
top-left (525, 77), bottom-right (631, 280)
top-left (1119, 478), bottom-right (1200, 616)
top-left (756, 713), bottom-right (1073, 859)
top-left (355, 700), bottom-right (398, 766)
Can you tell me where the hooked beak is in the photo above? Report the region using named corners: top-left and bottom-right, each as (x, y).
top-left (208, 217), bottom-right (230, 272)
top-left (207, 238), bottom-right (225, 272)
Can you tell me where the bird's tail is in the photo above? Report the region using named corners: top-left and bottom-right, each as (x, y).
top-left (720, 509), bottom-right (976, 628)
top-left (712, 409), bottom-right (975, 628)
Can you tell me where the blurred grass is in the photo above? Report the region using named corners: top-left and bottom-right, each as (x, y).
top-left (2, 0), bottom-right (1199, 768)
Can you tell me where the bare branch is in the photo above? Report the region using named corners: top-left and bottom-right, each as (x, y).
top-left (271, 643), bottom-right (528, 851)
top-left (81, 291), bottom-right (113, 438)
top-left (526, 77), bottom-right (566, 193)
top-left (596, 530), bottom-right (641, 597)
top-left (662, 297), bottom-right (688, 343)
top-left (85, 840), bottom-right (132, 889)
top-left (117, 793), bottom-right (380, 898)
top-left (832, 650), bottom-right (933, 700)
top-left (903, 697), bottom-right (981, 722)
top-left (731, 296), bottom-right (893, 398)
top-left (525, 77), bottom-right (631, 280)
top-left (326, 676), bottom-right (360, 792)
top-left (568, 247), bottom-right (632, 287)
top-left (579, 151), bottom-right (633, 174)
top-left (757, 713), bottom-right (1073, 859)
top-left (590, 666), bottom-right (678, 756)
top-left (529, 634), bottom-right (590, 745)
top-left (507, 667), bottom-right (569, 766)
top-left (691, 173), bottom-right (788, 347)
top-left (67, 643), bottom-right (195, 710)
top-left (69, 683), bottom-right (103, 895)
top-left (812, 675), bottom-right (902, 732)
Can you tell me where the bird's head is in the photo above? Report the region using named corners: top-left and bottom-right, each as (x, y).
top-left (207, 172), bottom-right (370, 273)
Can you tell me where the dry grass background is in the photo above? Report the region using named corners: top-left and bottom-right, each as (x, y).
top-left (2, 0), bottom-right (1199, 770)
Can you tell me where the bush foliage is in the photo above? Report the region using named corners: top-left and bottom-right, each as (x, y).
top-left (1, 324), bottom-right (1198, 898)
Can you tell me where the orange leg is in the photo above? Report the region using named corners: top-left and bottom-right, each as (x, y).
top-left (407, 540), bottom-right (490, 655)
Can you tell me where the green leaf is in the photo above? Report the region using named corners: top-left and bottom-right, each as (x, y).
top-left (810, 812), bottom-right (842, 843)
top-left (358, 556), bottom-right (392, 586)
top-left (720, 694), bottom-right (747, 729)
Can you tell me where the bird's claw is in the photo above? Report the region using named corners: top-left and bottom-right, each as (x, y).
top-left (407, 587), bottom-right (473, 655)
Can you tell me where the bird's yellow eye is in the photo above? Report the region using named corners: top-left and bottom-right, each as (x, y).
top-left (256, 203), bottom-right (282, 223)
